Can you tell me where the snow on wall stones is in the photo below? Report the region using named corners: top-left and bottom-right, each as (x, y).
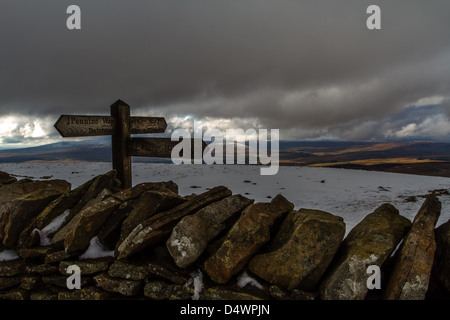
top-left (0, 169), bottom-right (448, 300)
top-left (319, 203), bottom-right (411, 300)
top-left (384, 195), bottom-right (441, 300)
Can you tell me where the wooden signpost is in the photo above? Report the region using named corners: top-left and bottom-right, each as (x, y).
top-left (54, 115), bottom-right (167, 137)
top-left (54, 99), bottom-right (205, 189)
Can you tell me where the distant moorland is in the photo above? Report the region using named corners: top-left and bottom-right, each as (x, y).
top-left (0, 140), bottom-right (449, 178)
top-left (279, 141), bottom-right (450, 177)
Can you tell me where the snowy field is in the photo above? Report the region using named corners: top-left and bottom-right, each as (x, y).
top-left (1, 162), bottom-right (449, 235)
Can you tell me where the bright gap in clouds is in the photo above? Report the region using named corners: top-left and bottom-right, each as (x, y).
top-left (0, 115), bottom-right (61, 149)
top-left (1, 99), bottom-right (450, 150)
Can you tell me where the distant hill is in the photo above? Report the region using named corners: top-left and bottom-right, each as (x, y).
top-left (279, 140), bottom-right (450, 178)
top-left (0, 139), bottom-right (449, 177)
top-left (0, 137), bottom-right (170, 164)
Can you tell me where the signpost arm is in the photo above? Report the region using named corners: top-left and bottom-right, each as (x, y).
top-left (111, 100), bottom-right (132, 189)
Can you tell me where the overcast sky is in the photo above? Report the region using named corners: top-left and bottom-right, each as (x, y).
top-left (1, 0), bottom-right (450, 147)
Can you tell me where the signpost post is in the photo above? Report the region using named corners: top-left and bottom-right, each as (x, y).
top-left (54, 99), bottom-right (204, 189)
top-left (110, 100), bottom-right (132, 189)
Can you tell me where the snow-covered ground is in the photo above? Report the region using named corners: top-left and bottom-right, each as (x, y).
top-left (1, 162), bottom-right (449, 235)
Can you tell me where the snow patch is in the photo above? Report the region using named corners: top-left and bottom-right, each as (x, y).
top-left (237, 271), bottom-right (263, 290)
top-left (185, 269), bottom-right (204, 300)
top-left (0, 249), bottom-right (19, 261)
top-left (390, 238), bottom-right (404, 257)
top-left (32, 209), bottom-right (71, 246)
top-left (79, 236), bottom-right (115, 259)
top-left (170, 235), bottom-right (192, 258)
top-left (363, 254), bottom-right (379, 265)
top-left (31, 228), bottom-right (52, 246)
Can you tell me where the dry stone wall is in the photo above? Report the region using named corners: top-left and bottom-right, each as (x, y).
top-left (0, 170), bottom-right (448, 300)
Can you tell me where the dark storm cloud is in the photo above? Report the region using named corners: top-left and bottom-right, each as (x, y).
top-left (0, 0), bottom-right (450, 141)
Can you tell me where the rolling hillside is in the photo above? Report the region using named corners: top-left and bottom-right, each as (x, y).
top-left (0, 139), bottom-right (449, 177)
